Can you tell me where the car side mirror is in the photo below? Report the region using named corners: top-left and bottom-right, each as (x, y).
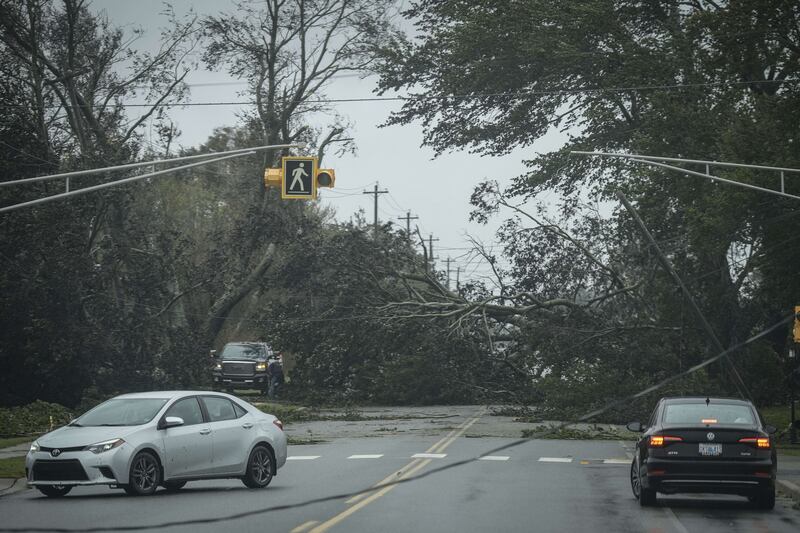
top-left (626, 421), bottom-right (643, 432)
top-left (210, 349), bottom-right (217, 359)
top-left (764, 424), bottom-right (777, 435)
top-left (158, 416), bottom-right (184, 430)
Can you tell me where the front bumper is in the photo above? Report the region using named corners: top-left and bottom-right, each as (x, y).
top-left (26, 445), bottom-right (132, 486)
top-left (644, 457), bottom-right (775, 495)
top-left (212, 371), bottom-right (269, 387)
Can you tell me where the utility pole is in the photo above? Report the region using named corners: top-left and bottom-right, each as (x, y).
top-left (428, 234), bottom-right (440, 271)
top-left (456, 267), bottom-right (461, 291)
top-left (397, 211), bottom-right (419, 240)
top-left (444, 257), bottom-right (453, 289)
top-left (363, 183), bottom-right (389, 235)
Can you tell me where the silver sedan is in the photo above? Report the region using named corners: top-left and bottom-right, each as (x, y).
top-left (25, 391), bottom-right (287, 497)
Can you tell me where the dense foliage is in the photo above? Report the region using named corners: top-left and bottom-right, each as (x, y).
top-left (375, 0), bottom-right (800, 415)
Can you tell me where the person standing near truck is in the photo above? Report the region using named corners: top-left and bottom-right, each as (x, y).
top-left (267, 358), bottom-right (284, 399)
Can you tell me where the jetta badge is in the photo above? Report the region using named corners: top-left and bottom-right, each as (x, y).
top-left (707, 432), bottom-right (715, 441)
top-left (51, 449), bottom-right (61, 457)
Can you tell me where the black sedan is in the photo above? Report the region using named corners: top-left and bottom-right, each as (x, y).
top-left (627, 397), bottom-right (777, 509)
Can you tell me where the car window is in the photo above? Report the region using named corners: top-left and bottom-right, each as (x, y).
top-left (165, 397), bottom-right (204, 426)
top-left (662, 403), bottom-right (755, 425)
top-left (202, 396), bottom-right (238, 422)
top-left (232, 402), bottom-right (247, 418)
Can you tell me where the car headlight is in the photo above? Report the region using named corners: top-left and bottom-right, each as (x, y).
top-left (215, 363), bottom-right (222, 370)
top-left (255, 362), bottom-right (267, 371)
top-left (84, 438), bottom-right (125, 454)
top-left (29, 441), bottom-right (40, 453)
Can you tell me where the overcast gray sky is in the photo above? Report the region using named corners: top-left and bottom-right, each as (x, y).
top-left (95, 0), bottom-right (567, 284)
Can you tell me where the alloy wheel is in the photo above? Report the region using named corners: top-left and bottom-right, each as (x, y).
top-left (251, 448), bottom-right (272, 485)
top-left (131, 454), bottom-right (158, 492)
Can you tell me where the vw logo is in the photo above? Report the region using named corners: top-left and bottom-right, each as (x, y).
top-left (706, 432), bottom-right (715, 441)
top-left (50, 449), bottom-right (61, 457)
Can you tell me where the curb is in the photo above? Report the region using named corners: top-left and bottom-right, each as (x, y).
top-left (777, 479), bottom-right (800, 502)
top-left (0, 478), bottom-right (28, 497)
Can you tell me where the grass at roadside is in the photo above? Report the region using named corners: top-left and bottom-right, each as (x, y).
top-left (0, 456), bottom-right (25, 479)
top-left (0, 437), bottom-right (33, 449)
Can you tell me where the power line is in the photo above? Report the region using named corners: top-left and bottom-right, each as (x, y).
top-left (2, 79), bottom-right (796, 111)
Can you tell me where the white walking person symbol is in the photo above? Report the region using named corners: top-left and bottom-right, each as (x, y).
top-left (290, 162), bottom-right (308, 191)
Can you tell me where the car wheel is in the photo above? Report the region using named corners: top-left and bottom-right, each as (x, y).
top-left (163, 480), bottom-right (187, 492)
top-left (242, 445), bottom-right (273, 489)
top-left (631, 458), bottom-right (656, 507)
top-left (37, 485), bottom-right (72, 498)
top-left (753, 487), bottom-right (775, 510)
top-left (125, 451), bottom-right (161, 496)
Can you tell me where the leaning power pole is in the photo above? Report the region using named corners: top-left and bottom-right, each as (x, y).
top-left (428, 234), bottom-right (440, 271)
top-left (444, 257), bottom-right (453, 289)
top-left (363, 183), bottom-right (389, 235)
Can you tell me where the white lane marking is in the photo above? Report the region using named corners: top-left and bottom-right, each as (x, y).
top-left (538, 457), bottom-right (573, 463)
top-left (479, 456), bottom-right (510, 461)
top-left (662, 507), bottom-right (690, 533)
top-left (411, 453), bottom-right (447, 459)
top-left (348, 454), bottom-right (384, 459)
top-left (287, 455), bottom-right (321, 461)
top-left (602, 459), bottom-right (630, 464)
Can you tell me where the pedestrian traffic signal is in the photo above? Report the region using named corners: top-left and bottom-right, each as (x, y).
top-left (262, 156), bottom-right (336, 199)
top-left (282, 156), bottom-right (317, 200)
top-left (316, 168), bottom-right (335, 188)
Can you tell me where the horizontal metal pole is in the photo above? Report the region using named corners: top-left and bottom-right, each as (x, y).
top-left (628, 158), bottom-right (800, 201)
top-left (571, 151), bottom-right (800, 174)
top-left (0, 143), bottom-right (303, 188)
top-left (0, 152), bottom-right (255, 214)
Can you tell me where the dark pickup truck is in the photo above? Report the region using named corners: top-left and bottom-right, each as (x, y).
top-left (212, 342), bottom-right (276, 393)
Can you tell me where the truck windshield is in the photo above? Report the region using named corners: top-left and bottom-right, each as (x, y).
top-left (221, 343), bottom-right (269, 360)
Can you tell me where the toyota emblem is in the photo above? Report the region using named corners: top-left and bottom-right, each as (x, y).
top-left (706, 432), bottom-right (715, 441)
top-left (50, 449), bottom-right (61, 457)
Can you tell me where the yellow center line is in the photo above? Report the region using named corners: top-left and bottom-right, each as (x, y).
top-left (308, 407), bottom-right (486, 533)
top-left (343, 411), bottom-right (478, 505)
top-left (290, 521), bottom-right (320, 533)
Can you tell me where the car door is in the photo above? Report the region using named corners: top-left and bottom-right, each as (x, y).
top-left (200, 396), bottom-right (252, 474)
top-left (161, 396), bottom-right (213, 478)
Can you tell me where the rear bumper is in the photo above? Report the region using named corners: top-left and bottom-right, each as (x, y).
top-left (644, 457), bottom-right (775, 495)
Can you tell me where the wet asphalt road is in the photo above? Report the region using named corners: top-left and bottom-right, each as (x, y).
top-left (1, 408), bottom-right (798, 533)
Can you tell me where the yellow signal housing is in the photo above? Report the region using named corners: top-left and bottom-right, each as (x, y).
top-left (316, 168), bottom-right (336, 188)
top-left (264, 167), bottom-right (282, 188)
top-left (794, 305), bottom-right (800, 343)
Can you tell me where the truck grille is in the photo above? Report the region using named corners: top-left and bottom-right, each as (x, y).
top-left (33, 460), bottom-right (89, 481)
top-left (222, 361), bottom-right (255, 376)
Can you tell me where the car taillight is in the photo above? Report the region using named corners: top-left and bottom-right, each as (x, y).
top-left (648, 435), bottom-right (682, 447)
top-left (739, 436), bottom-right (770, 449)
top-left (273, 419), bottom-right (283, 431)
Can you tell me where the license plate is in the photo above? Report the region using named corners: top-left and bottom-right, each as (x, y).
top-left (698, 443), bottom-right (722, 456)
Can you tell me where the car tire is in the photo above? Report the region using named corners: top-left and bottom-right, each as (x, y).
top-left (124, 451), bottom-right (161, 496)
top-left (242, 445), bottom-right (274, 489)
top-left (754, 487), bottom-right (775, 510)
top-left (631, 458), bottom-right (656, 507)
top-left (163, 480), bottom-right (187, 492)
top-left (37, 485), bottom-right (72, 498)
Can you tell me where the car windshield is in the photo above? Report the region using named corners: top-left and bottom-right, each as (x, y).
top-left (221, 343), bottom-right (269, 360)
top-left (75, 398), bottom-right (169, 427)
top-left (663, 402), bottom-right (756, 425)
